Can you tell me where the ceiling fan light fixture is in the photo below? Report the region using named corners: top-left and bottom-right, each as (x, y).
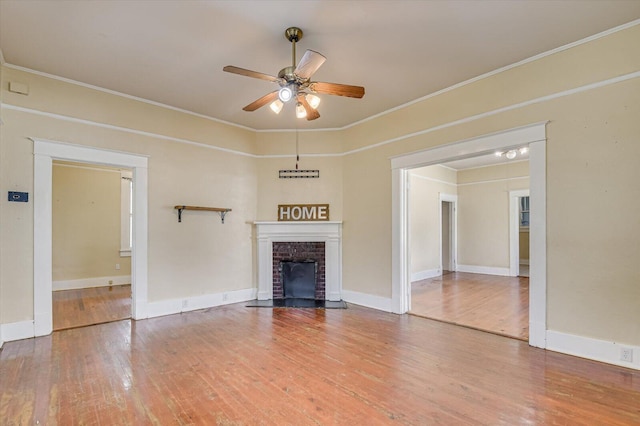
top-left (269, 99), bottom-right (284, 114)
top-left (306, 93), bottom-right (321, 109)
top-left (295, 102), bottom-right (307, 118)
top-left (278, 85), bottom-right (296, 103)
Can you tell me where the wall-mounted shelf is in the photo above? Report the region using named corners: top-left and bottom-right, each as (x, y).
top-left (174, 205), bottom-right (231, 224)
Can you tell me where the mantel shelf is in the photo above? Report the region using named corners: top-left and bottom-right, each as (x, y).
top-left (174, 205), bottom-right (232, 224)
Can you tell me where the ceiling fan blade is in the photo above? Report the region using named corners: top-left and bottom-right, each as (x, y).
top-left (309, 81), bottom-right (365, 98)
top-left (297, 94), bottom-right (320, 121)
top-left (294, 50), bottom-right (326, 80)
top-left (243, 91), bottom-right (279, 112)
top-left (223, 65), bottom-right (281, 83)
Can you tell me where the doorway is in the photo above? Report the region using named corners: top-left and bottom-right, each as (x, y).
top-left (440, 195), bottom-right (457, 274)
top-left (51, 161), bottom-right (133, 330)
top-left (33, 139), bottom-right (148, 337)
top-left (391, 123), bottom-right (547, 348)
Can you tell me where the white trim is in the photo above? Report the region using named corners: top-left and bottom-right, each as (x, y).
top-left (1, 320), bottom-right (35, 343)
top-left (146, 288), bottom-right (257, 319)
top-left (120, 170), bottom-right (133, 255)
top-left (3, 105), bottom-right (256, 158)
top-left (341, 290), bottom-right (393, 313)
top-left (509, 190), bottom-right (530, 277)
top-left (53, 275), bottom-right (131, 291)
top-left (392, 168), bottom-right (410, 314)
top-left (457, 176), bottom-right (528, 186)
top-left (391, 122), bottom-right (546, 169)
top-left (2, 70), bottom-right (639, 161)
top-left (411, 269), bottom-right (441, 282)
top-left (528, 140), bottom-right (547, 348)
top-left (456, 265), bottom-right (510, 276)
top-left (391, 123), bottom-right (547, 348)
top-left (547, 330), bottom-right (640, 371)
top-left (33, 139), bottom-right (149, 337)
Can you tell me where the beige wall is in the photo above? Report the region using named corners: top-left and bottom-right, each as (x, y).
top-left (52, 163), bottom-right (131, 282)
top-left (339, 25), bottom-right (639, 345)
top-left (0, 65), bottom-right (258, 322)
top-left (1, 23), bottom-right (639, 348)
top-left (457, 162), bottom-right (529, 269)
top-left (408, 165), bottom-right (457, 276)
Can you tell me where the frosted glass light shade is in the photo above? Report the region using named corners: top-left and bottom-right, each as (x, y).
top-left (295, 102), bottom-right (307, 118)
top-left (270, 99), bottom-right (284, 114)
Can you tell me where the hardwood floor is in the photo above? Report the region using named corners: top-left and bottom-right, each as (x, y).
top-left (410, 272), bottom-right (529, 340)
top-left (53, 284), bottom-right (131, 331)
top-left (1, 303), bottom-right (639, 425)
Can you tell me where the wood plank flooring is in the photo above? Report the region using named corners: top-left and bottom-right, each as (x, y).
top-left (2, 303), bottom-right (639, 425)
top-left (411, 272), bottom-right (529, 341)
top-left (52, 284), bottom-right (131, 331)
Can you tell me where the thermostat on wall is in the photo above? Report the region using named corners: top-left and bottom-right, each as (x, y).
top-left (8, 191), bottom-right (28, 202)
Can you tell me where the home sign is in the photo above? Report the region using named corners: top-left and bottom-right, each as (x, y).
top-left (277, 204), bottom-right (330, 222)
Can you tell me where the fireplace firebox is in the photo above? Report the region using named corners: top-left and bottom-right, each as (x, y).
top-left (281, 261), bottom-right (317, 299)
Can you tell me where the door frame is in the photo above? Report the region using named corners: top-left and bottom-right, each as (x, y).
top-left (439, 194), bottom-right (457, 273)
top-left (391, 122), bottom-right (547, 348)
top-left (33, 138), bottom-right (149, 337)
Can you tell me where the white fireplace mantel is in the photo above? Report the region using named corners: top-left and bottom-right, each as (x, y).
top-left (254, 221), bottom-right (342, 301)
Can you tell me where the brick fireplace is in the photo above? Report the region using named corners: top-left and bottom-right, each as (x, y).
top-left (272, 242), bottom-right (325, 299)
top-left (254, 222), bottom-right (342, 301)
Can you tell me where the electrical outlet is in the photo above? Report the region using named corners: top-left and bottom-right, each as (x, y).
top-left (620, 347), bottom-right (633, 363)
top-left (115, 263), bottom-right (120, 270)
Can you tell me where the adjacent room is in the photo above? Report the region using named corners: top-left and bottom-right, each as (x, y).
top-left (408, 154), bottom-right (531, 340)
top-left (1, 1), bottom-right (639, 424)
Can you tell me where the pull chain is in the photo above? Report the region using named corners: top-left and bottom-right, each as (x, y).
top-left (295, 127), bottom-right (300, 170)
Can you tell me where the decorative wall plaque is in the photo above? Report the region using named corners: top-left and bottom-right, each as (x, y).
top-left (277, 204), bottom-right (330, 221)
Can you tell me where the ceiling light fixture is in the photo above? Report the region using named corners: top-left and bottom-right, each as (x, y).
top-left (494, 146), bottom-right (530, 160)
top-left (269, 99), bottom-right (284, 114)
top-left (306, 93), bottom-right (321, 109)
top-left (278, 85), bottom-right (295, 102)
top-left (295, 102), bottom-right (307, 118)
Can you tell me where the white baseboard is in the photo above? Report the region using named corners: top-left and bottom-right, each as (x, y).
top-left (411, 268), bottom-right (440, 282)
top-left (520, 259), bottom-right (530, 266)
top-left (341, 290), bottom-right (393, 312)
top-left (457, 265), bottom-right (510, 276)
top-left (53, 275), bottom-right (131, 291)
top-left (547, 330), bottom-right (640, 371)
top-left (1, 320), bottom-right (35, 344)
top-left (146, 287), bottom-right (258, 319)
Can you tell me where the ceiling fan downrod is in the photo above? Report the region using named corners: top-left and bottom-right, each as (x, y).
top-left (284, 27), bottom-right (303, 67)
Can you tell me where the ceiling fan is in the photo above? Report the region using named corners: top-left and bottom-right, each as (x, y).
top-left (223, 27), bottom-right (365, 121)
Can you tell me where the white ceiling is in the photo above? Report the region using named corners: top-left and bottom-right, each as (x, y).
top-left (1, 1), bottom-right (639, 131)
